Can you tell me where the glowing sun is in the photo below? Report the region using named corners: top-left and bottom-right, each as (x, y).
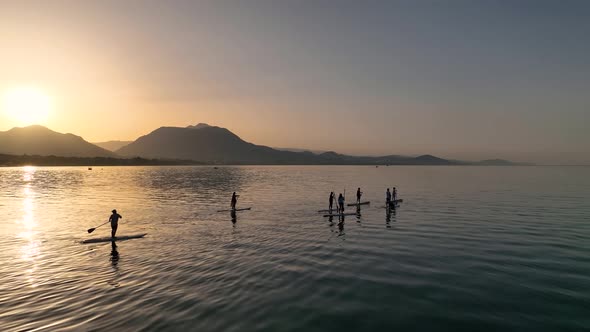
top-left (2, 86), bottom-right (52, 126)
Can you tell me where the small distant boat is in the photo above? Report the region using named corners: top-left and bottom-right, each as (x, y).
top-left (88, 167), bottom-right (92, 170)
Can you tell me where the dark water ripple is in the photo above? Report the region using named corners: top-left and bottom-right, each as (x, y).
top-left (1, 166), bottom-right (589, 331)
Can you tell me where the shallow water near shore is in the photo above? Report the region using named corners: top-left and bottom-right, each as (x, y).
top-left (1, 165), bottom-right (589, 331)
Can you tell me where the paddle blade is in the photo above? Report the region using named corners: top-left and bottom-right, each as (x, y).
top-left (87, 228), bottom-right (96, 233)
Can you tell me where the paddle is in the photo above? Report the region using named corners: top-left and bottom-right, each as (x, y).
top-left (87, 220), bottom-right (109, 234)
top-left (343, 188), bottom-right (346, 213)
top-left (330, 190), bottom-right (335, 212)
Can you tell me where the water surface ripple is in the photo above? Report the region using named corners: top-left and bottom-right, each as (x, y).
top-left (1, 166), bottom-right (589, 331)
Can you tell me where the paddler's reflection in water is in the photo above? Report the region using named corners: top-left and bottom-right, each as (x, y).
top-left (231, 210), bottom-right (237, 226)
top-left (386, 211), bottom-right (392, 228)
top-left (386, 204), bottom-right (397, 228)
top-left (327, 215), bottom-right (345, 238)
top-left (108, 241), bottom-right (121, 288)
top-left (110, 241), bottom-right (120, 268)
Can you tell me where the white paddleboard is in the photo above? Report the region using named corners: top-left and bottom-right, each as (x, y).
top-left (81, 233), bottom-right (147, 244)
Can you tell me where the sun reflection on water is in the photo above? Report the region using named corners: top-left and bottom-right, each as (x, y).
top-left (18, 166), bottom-right (41, 286)
top-left (22, 165), bottom-right (36, 181)
top-left (19, 187), bottom-right (37, 231)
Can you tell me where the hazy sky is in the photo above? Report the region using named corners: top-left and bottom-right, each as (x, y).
top-left (1, 1), bottom-right (589, 164)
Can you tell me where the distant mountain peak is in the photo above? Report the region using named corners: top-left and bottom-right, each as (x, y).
top-left (413, 154), bottom-right (452, 165)
top-left (415, 154), bottom-right (441, 160)
top-left (10, 124), bottom-right (51, 132)
top-left (0, 126), bottom-right (116, 158)
top-left (320, 151), bottom-right (343, 157)
top-left (187, 123), bottom-right (211, 129)
top-left (22, 124), bottom-right (47, 129)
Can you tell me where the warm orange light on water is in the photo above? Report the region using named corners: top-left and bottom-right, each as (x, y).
top-left (18, 166), bottom-right (41, 289)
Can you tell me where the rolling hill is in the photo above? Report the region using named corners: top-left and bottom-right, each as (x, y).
top-left (0, 125), bottom-right (116, 158)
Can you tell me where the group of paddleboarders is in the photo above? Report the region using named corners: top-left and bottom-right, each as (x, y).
top-left (326, 187), bottom-right (399, 214)
top-left (107, 187), bottom-right (398, 238)
top-left (329, 191), bottom-right (347, 213)
top-left (385, 187), bottom-right (398, 207)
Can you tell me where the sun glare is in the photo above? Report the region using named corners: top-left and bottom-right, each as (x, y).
top-left (2, 86), bottom-right (52, 126)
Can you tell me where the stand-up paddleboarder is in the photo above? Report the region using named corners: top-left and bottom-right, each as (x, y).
top-left (231, 192), bottom-right (240, 210)
top-left (109, 209), bottom-right (122, 238)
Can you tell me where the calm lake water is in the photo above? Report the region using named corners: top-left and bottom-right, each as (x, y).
top-left (0, 166), bottom-right (589, 331)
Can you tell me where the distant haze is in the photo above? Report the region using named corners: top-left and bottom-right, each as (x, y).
top-left (93, 141), bottom-right (133, 152)
top-left (1, 1), bottom-right (589, 164)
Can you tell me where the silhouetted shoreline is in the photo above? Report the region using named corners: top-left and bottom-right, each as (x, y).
top-left (0, 154), bottom-right (199, 167)
top-left (0, 153), bottom-right (534, 167)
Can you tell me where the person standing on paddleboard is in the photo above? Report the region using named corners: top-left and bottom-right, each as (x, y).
top-left (109, 209), bottom-right (122, 238)
top-left (231, 192), bottom-right (239, 210)
top-left (386, 188), bottom-right (391, 207)
top-left (356, 188), bottom-right (362, 204)
top-left (329, 192), bottom-right (335, 211)
top-left (338, 193), bottom-right (345, 213)
top-left (393, 187), bottom-right (397, 202)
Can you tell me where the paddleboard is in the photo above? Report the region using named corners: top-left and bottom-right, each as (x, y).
top-left (317, 209), bottom-right (335, 213)
top-left (347, 201), bottom-right (370, 206)
top-left (217, 207), bottom-right (252, 213)
top-left (81, 233), bottom-right (147, 244)
top-left (323, 212), bottom-right (357, 217)
top-left (383, 199), bottom-right (404, 208)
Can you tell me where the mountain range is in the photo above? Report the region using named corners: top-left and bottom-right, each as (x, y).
top-left (0, 124), bottom-right (527, 165)
top-left (115, 124), bottom-right (460, 165)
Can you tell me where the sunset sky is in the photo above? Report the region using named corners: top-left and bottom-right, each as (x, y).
top-left (1, 1), bottom-right (589, 164)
